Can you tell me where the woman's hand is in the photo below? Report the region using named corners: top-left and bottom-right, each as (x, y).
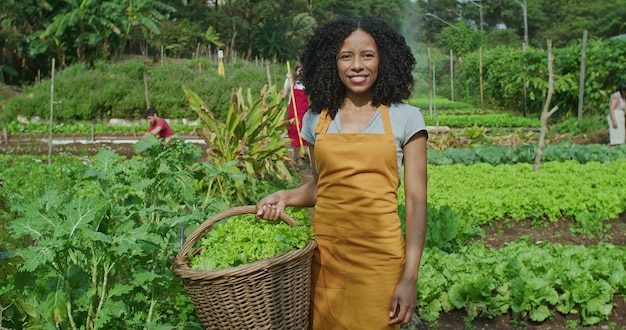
top-left (388, 276), bottom-right (417, 325)
top-left (255, 191), bottom-right (287, 221)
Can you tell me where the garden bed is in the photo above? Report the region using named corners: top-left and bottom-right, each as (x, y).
top-left (2, 134), bottom-right (624, 330)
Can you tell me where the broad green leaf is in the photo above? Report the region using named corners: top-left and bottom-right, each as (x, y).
top-left (64, 199), bottom-right (107, 238)
top-left (107, 284), bottom-right (134, 298)
top-left (18, 240), bottom-right (58, 272)
top-left (529, 305), bottom-right (552, 322)
top-left (133, 271), bottom-right (161, 285)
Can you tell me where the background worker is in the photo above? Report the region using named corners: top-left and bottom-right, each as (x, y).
top-left (285, 62), bottom-right (310, 166)
top-left (143, 108), bottom-right (174, 140)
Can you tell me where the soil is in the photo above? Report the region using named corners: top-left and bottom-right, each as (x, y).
top-left (1, 134), bottom-right (625, 330)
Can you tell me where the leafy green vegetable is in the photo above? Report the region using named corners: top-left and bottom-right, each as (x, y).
top-left (417, 240), bottom-right (626, 325)
top-left (427, 160), bottom-right (626, 228)
top-left (190, 215), bottom-right (315, 270)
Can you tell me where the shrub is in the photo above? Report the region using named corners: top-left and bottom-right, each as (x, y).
top-left (2, 59), bottom-right (290, 124)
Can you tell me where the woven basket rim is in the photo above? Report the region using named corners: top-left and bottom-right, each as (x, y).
top-left (173, 205), bottom-right (317, 281)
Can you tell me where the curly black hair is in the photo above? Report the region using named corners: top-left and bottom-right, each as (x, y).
top-left (299, 16), bottom-right (416, 119)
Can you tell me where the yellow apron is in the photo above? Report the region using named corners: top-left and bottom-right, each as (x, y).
top-left (311, 105), bottom-right (405, 330)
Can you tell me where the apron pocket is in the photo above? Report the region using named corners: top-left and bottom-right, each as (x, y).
top-left (312, 222), bottom-right (347, 289)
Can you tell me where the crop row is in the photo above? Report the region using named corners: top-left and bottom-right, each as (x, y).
top-left (2, 112), bottom-right (540, 136)
top-left (3, 120), bottom-right (199, 135)
top-left (418, 240), bottom-right (625, 325)
top-left (423, 160), bottom-right (626, 231)
top-left (428, 143), bottom-right (626, 165)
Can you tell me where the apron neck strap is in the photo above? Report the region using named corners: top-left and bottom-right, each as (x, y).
top-left (313, 104), bottom-right (391, 135)
top-left (314, 110), bottom-right (332, 134)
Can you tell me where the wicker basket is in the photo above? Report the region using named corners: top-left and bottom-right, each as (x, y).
top-left (173, 205), bottom-right (316, 330)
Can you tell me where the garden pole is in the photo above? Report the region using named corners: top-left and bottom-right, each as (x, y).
top-left (480, 47), bottom-right (484, 112)
top-left (522, 43), bottom-right (528, 117)
top-left (577, 30), bottom-right (588, 121)
top-left (433, 65), bottom-right (438, 128)
top-left (428, 47), bottom-right (433, 118)
top-left (144, 72), bottom-right (150, 109)
top-left (450, 49), bottom-right (454, 101)
top-left (48, 58), bottom-right (55, 165)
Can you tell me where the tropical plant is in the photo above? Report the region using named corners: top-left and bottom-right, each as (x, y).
top-left (204, 26), bottom-right (225, 48)
top-left (183, 85), bottom-right (292, 182)
top-left (118, 0), bottom-right (176, 58)
top-left (34, 0), bottom-right (124, 67)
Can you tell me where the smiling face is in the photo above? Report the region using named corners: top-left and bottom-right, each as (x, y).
top-left (336, 29), bottom-right (379, 99)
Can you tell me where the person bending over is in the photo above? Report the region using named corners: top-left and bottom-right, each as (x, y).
top-left (143, 108), bottom-right (174, 140)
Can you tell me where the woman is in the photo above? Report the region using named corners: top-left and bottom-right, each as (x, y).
top-left (607, 83), bottom-right (626, 146)
top-left (286, 62), bottom-right (310, 165)
top-left (256, 16), bottom-right (428, 329)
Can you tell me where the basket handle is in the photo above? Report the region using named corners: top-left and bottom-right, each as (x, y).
top-left (177, 205), bottom-right (299, 259)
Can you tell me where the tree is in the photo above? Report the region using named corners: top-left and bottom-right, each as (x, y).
top-left (439, 21), bottom-right (481, 57)
top-left (286, 13), bottom-right (316, 55)
top-left (32, 0), bottom-right (124, 68)
top-left (0, 0), bottom-right (55, 82)
top-left (253, 20), bottom-right (293, 61)
top-left (419, 0), bottom-right (463, 43)
top-left (311, 0), bottom-right (405, 28)
top-left (117, 0), bottom-right (176, 59)
top-left (537, 0), bottom-right (626, 47)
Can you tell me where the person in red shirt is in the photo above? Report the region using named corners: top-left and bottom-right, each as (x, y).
top-left (285, 62), bottom-right (310, 166)
top-left (143, 108), bottom-right (174, 140)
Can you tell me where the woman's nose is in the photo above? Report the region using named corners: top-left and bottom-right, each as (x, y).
top-left (351, 58), bottom-right (364, 71)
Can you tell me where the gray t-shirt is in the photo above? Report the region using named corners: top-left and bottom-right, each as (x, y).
top-left (301, 102), bottom-right (428, 171)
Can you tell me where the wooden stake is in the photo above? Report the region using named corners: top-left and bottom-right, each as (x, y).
top-left (48, 58), bottom-right (55, 165)
top-left (428, 47), bottom-right (432, 118)
top-left (450, 49), bottom-right (454, 101)
top-left (479, 47), bottom-right (484, 112)
top-left (144, 72), bottom-right (150, 109)
top-left (577, 30), bottom-right (588, 121)
top-left (266, 62), bottom-right (272, 89)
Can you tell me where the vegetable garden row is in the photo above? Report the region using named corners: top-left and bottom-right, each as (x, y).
top-left (1, 134), bottom-right (625, 329)
top-left (3, 112), bottom-right (541, 135)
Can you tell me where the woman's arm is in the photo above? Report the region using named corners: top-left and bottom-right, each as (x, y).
top-left (389, 131), bottom-right (428, 325)
top-left (610, 97), bottom-right (619, 128)
top-left (256, 145), bottom-right (318, 220)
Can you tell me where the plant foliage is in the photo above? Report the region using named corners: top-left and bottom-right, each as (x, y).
top-left (418, 241), bottom-right (626, 326)
top-left (8, 145), bottom-right (210, 329)
top-left (184, 84), bottom-right (292, 183)
top-left (190, 215), bottom-right (315, 270)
